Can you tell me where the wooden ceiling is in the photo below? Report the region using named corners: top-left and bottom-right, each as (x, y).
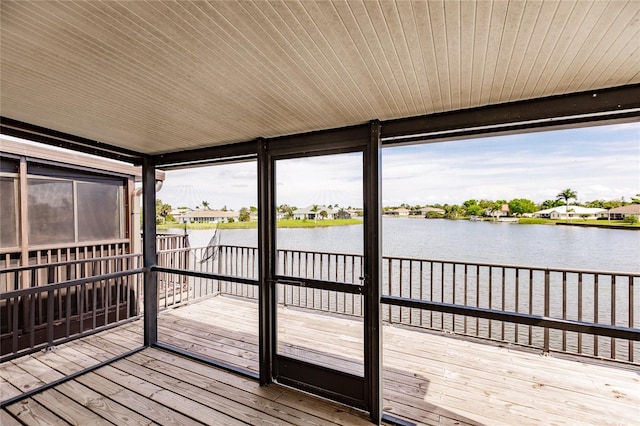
top-left (1, 1), bottom-right (639, 155)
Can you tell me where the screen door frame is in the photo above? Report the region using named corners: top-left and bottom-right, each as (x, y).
top-left (257, 122), bottom-right (381, 419)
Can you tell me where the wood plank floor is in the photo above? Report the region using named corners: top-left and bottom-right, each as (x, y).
top-left (2, 295), bottom-right (639, 425)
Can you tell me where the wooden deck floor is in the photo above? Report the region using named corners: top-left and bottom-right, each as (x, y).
top-left (2, 295), bottom-right (639, 425)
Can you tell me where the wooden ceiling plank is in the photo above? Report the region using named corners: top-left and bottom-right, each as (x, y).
top-left (458, 0), bottom-right (477, 108)
top-left (142, 1), bottom-right (308, 126)
top-left (522, 0), bottom-right (585, 98)
top-left (542, 1), bottom-right (613, 94)
top-left (208, 1), bottom-right (337, 123)
top-left (423, 0), bottom-right (452, 111)
top-left (1, 0), bottom-right (638, 155)
top-left (499, 0), bottom-right (545, 102)
top-left (589, 36), bottom-right (640, 88)
top-left (488, 0), bottom-right (526, 105)
top-left (331, 1), bottom-right (400, 115)
top-left (468, 0), bottom-right (492, 109)
top-left (259, 1), bottom-right (367, 120)
top-left (284, 0), bottom-right (375, 120)
top-left (507, 0), bottom-right (560, 100)
top-left (571, 2), bottom-right (640, 90)
top-left (393, 1), bottom-right (430, 113)
top-left (3, 0), bottom-right (240, 148)
top-left (375, 0), bottom-right (422, 114)
top-left (479, 0), bottom-right (509, 106)
top-left (443, 0), bottom-right (462, 110)
top-left (298, 0), bottom-right (377, 119)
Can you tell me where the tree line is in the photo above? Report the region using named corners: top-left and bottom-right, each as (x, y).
top-left (155, 190), bottom-right (639, 223)
top-left (385, 189), bottom-right (640, 219)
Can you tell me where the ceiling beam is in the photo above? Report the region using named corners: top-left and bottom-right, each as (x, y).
top-left (152, 140), bottom-right (257, 169)
top-left (3, 84), bottom-right (638, 165)
top-left (381, 84), bottom-right (640, 145)
top-left (0, 117), bottom-right (145, 164)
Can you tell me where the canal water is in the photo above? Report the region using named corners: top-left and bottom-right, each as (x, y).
top-left (178, 217), bottom-right (640, 272)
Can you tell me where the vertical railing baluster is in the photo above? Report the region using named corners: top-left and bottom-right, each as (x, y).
top-left (515, 268), bottom-right (519, 344)
top-left (47, 288), bottom-right (54, 348)
top-left (105, 277), bottom-right (111, 327)
top-left (562, 271), bottom-right (567, 352)
top-left (578, 272), bottom-right (583, 355)
top-left (116, 276), bottom-right (121, 323)
top-left (217, 247), bottom-right (223, 294)
top-left (476, 265), bottom-right (480, 337)
top-left (501, 267), bottom-right (506, 341)
top-left (463, 263), bottom-right (468, 335)
top-left (544, 269), bottom-right (550, 354)
top-left (629, 275), bottom-right (634, 363)
top-left (452, 263), bottom-right (456, 332)
top-left (528, 269), bottom-right (533, 346)
top-left (29, 293), bottom-right (36, 349)
top-left (12, 295), bottom-right (19, 354)
top-left (594, 274), bottom-right (599, 356)
top-left (488, 266), bottom-right (493, 339)
top-left (65, 284), bottom-right (72, 338)
top-left (420, 261), bottom-right (424, 327)
top-left (399, 259), bottom-right (404, 323)
top-left (388, 259), bottom-right (393, 323)
top-left (92, 279), bottom-right (98, 330)
top-left (79, 282), bottom-right (85, 334)
top-left (440, 262), bottom-right (444, 329)
top-left (410, 260), bottom-right (414, 325)
top-left (611, 275), bottom-right (616, 359)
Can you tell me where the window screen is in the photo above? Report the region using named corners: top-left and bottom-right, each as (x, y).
top-left (27, 178), bottom-right (74, 245)
top-left (77, 182), bottom-right (122, 241)
top-left (0, 177), bottom-right (18, 247)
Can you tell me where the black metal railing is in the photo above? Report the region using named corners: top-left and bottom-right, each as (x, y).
top-left (158, 244), bottom-right (639, 363)
top-left (0, 254), bottom-right (143, 361)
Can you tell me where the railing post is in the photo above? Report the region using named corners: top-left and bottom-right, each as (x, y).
top-left (543, 269), bottom-right (550, 354)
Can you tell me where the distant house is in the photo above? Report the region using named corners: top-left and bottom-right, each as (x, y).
top-left (486, 204), bottom-right (510, 218)
top-left (415, 207), bottom-right (445, 216)
top-left (533, 206), bottom-right (607, 220)
top-left (385, 208), bottom-right (410, 216)
top-left (171, 207), bottom-right (192, 217)
top-left (608, 204), bottom-right (640, 220)
top-left (178, 210), bottom-right (239, 223)
top-left (292, 205), bottom-right (337, 220)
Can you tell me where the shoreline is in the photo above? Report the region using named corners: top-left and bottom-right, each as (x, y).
top-left (554, 222), bottom-right (640, 230)
top-left (157, 217), bottom-right (639, 231)
top-left (157, 218), bottom-right (363, 231)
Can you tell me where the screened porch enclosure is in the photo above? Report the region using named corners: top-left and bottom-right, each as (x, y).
top-left (2, 87), bottom-right (639, 426)
top-left (1, 1), bottom-right (640, 423)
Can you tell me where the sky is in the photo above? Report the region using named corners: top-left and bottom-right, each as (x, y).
top-left (157, 122), bottom-right (639, 210)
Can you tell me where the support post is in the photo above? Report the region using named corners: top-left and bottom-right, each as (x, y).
top-left (364, 120), bottom-right (382, 423)
top-left (257, 138), bottom-right (274, 386)
top-left (142, 156), bottom-right (158, 346)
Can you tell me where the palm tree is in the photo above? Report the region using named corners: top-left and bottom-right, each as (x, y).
top-left (311, 204), bottom-right (319, 222)
top-left (201, 201), bottom-right (210, 210)
top-left (556, 188), bottom-right (577, 221)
